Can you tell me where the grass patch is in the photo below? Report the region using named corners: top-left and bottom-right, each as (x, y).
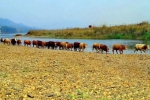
top-left (23, 67), bottom-right (30, 72)
top-left (1, 73), bottom-right (8, 78)
top-left (67, 89), bottom-right (90, 99)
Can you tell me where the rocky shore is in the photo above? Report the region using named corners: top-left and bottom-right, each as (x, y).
top-left (0, 43), bottom-right (150, 99)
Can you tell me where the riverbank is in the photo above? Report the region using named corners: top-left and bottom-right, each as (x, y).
top-left (0, 43), bottom-right (150, 99)
top-left (25, 21), bottom-right (150, 40)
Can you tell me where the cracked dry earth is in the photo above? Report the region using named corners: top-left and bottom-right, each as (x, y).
top-left (0, 43), bottom-right (150, 100)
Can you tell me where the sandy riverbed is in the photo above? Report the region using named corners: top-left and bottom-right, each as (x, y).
top-left (0, 43), bottom-right (150, 100)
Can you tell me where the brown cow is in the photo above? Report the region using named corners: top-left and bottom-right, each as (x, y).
top-left (79, 42), bottom-right (88, 52)
top-left (36, 40), bottom-right (43, 48)
top-left (92, 42), bottom-right (101, 53)
top-left (4, 38), bottom-right (11, 44)
top-left (66, 43), bottom-right (74, 51)
top-left (55, 41), bottom-right (61, 49)
top-left (24, 40), bottom-right (31, 46)
top-left (17, 39), bottom-right (22, 45)
top-left (134, 44), bottom-right (150, 54)
top-left (112, 44), bottom-right (127, 54)
top-left (100, 44), bottom-right (109, 54)
top-left (60, 42), bottom-right (68, 50)
top-left (32, 40), bottom-right (37, 47)
top-left (42, 41), bottom-right (49, 48)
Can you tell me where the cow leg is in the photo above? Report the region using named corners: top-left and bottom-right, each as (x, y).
top-left (97, 48), bottom-right (100, 53)
top-left (78, 48), bottom-right (80, 52)
top-left (101, 50), bottom-right (103, 54)
top-left (140, 50), bottom-right (142, 53)
top-left (143, 50), bottom-right (145, 54)
top-left (116, 50), bottom-right (118, 54)
top-left (119, 49), bottom-right (123, 54)
top-left (96, 48), bottom-right (98, 52)
top-left (95, 48), bottom-right (98, 53)
top-left (135, 49), bottom-right (138, 54)
top-left (134, 49), bottom-right (138, 54)
top-left (82, 48), bottom-right (84, 52)
top-left (79, 48), bottom-right (81, 52)
top-left (112, 49), bottom-right (114, 54)
top-left (120, 50), bottom-right (123, 54)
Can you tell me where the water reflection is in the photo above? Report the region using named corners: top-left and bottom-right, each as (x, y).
top-left (0, 33), bottom-right (150, 54)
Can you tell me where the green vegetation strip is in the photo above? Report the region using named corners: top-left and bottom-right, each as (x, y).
top-left (26, 21), bottom-right (150, 40)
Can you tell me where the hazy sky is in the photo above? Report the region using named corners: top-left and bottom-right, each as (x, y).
top-left (0, 0), bottom-right (150, 29)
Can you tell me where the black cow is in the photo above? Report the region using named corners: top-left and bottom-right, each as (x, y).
top-left (47, 41), bottom-right (57, 49)
top-left (0, 38), bottom-right (4, 43)
top-left (74, 42), bottom-right (80, 51)
top-left (11, 39), bottom-right (17, 45)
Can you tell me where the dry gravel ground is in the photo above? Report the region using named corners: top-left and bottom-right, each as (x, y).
top-left (0, 43), bottom-right (150, 100)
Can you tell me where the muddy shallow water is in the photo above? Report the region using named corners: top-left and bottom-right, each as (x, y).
top-left (0, 43), bottom-right (150, 99)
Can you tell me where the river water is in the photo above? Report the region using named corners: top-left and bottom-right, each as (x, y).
top-left (0, 33), bottom-right (150, 54)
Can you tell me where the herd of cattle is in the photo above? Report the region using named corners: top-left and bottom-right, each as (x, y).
top-left (0, 38), bottom-right (150, 54)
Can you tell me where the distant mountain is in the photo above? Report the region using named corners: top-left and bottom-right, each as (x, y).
top-left (0, 18), bottom-right (37, 33)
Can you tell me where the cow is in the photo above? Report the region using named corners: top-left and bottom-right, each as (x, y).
top-left (17, 39), bottom-right (22, 45)
top-left (74, 42), bottom-right (80, 51)
top-left (24, 40), bottom-right (31, 46)
top-left (36, 40), bottom-right (48, 48)
top-left (32, 40), bottom-right (37, 47)
top-left (0, 38), bottom-right (4, 43)
top-left (134, 44), bottom-right (150, 54)
top-left (42, 41), bottom-right (49, 48)
top-left (59, 42), bottom-right (68, 50)
top-left (100, 44), bottom-right (109, 54)
top-left (47, 41), bottom-right (57, 49)
top-left (36, 40), bottom-right (43, 48)
top-left (92, 42), bottom-right (101, 53)
top-left (79, 42), bottom-right (88, 52)
top-left (89, 25), bottom-right (92, 28)
top-left (112, 44), bottom-right (127, 54)
top-left (4, 38), bottom-right (11, 44)
top-left (55, 41), bottom-right (61, 49)
top-left (66, 43), bottom-right (74, 51)
top-left (11, 38), bottom-right (17, 45)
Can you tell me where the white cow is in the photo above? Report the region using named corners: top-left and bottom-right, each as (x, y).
top-left (134, 44), bottom-right (150, 54)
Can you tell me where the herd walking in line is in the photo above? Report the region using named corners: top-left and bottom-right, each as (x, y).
top-left (0, 38), bottom-right (150, 54)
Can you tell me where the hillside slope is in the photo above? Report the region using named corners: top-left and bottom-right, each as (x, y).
top-left (0, 18), bottom-right (37, 33)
